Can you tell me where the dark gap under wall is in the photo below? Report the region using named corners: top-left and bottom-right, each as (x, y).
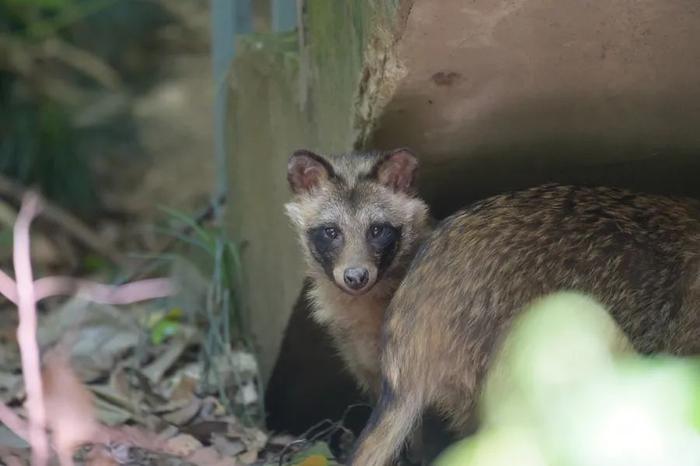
top-left (264, 279), bottom-right (370, 439)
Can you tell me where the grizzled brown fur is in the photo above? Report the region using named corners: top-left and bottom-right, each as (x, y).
top-left (350, 184), bottom-right (700, 466)
top-left (285, 149), bottom-right (431, 395)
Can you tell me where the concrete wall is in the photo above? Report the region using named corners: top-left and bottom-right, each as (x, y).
top-left (369, 0), bottom-right (700, 216)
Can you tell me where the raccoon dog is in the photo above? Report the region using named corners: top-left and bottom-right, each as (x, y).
top-left (349, 184), bottom-right (700, 466)
top-left (285, 148), bottom-right (431, 395)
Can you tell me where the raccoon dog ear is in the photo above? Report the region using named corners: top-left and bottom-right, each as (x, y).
top-left (287, 150), bottom-right (335, 194)
top-left (371, 148), bottom-right (419, 194)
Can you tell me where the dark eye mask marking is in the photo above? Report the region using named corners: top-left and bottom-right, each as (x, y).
top-left (307, 224), bottom-right (343, 279)
top-left (367, 223), bottom-right (402, 276)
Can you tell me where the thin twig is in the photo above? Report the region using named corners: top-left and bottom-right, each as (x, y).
top-left (13, 193), bottom-right (49, 466)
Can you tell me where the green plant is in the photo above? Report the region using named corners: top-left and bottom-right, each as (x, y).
top-left (1, 0), bottom-right (115, 41)
top-left (156, 205), bottom-right (265, 426)
top-left (0, 0), bottom-right (129, 216)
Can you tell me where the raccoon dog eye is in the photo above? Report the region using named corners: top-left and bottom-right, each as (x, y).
top-left (370, 225), bottom-right (385, 238)
top-left (367, 223), bottom-right (400, 251)
top-left (324, 226), bottom-right (339, 239)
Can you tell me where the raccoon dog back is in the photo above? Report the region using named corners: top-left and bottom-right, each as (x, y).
top-left (349, 184), bottom-right (700, 466)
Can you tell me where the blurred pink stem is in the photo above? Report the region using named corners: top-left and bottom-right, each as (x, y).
top-left (1, 272), bottom-right (173, 305)
top-left (34, 277), bottom-right (173, 303)
top-left (13, 194), bottom-right (49, 466)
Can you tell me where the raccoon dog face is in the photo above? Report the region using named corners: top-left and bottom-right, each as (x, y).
top-left (285, 149), bottom-right (430, 296)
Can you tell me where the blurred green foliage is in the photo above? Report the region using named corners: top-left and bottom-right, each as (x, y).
top-left (0, 97), bottom-right (95, 214)
top-left (0, 0), bottom-right (109, 215)
top-left (0, 0), bottom-right (113, 40)
top-left (436, 292), bottom-right (700, 466)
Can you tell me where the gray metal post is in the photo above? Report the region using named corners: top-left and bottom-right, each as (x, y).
top-left (210, 0), bottom-right (252, 205)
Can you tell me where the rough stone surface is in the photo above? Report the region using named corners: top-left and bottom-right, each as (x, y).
top-left (371, 0), bottom-right (700, 215)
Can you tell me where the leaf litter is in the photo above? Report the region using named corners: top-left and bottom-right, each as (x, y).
top-left (0, 193), bottom-right (352, 466)
top-left (0, 257), bottom-right (348, 466)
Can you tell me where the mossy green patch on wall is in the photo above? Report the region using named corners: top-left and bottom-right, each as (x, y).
top-left (303, 0), bottom-right (403, 151)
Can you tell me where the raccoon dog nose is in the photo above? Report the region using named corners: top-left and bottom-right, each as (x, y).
top-left (344, 267), bottom-right (369, 290)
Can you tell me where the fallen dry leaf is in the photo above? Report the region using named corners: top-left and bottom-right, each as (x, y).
top-left (167, 372), bottom-right (198, 402)
top-left (182, 421), bottom-right (228, 443)
top-left (198, 397), bottom-right (226, 419)
top-left (237, 449), bottom-right (257, 465)
top-left (82, 445), bottom-right (119, 466)
top-left (89, 389), bottom-right (137, 426)
top-left (186, 446), bottom-right (219, 466)
top-left (186, 446), bottom-right (237, 466)
top-left (162, 397), bottom-right (202, 426)
top-left (38, 299), bottom-right (140, 383)
top-left (298, 455), bottom-right (328, 466)
top-left (142, 338), bottom-right (190, 384)
top-left (211, 433), bottom-right (245, 458)
top-left (98, 425), bottom-right (168, 454)
top-left (165, 433), bottom-right (202, 457)
top-left (225, 425), bottom-right (266, 455)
